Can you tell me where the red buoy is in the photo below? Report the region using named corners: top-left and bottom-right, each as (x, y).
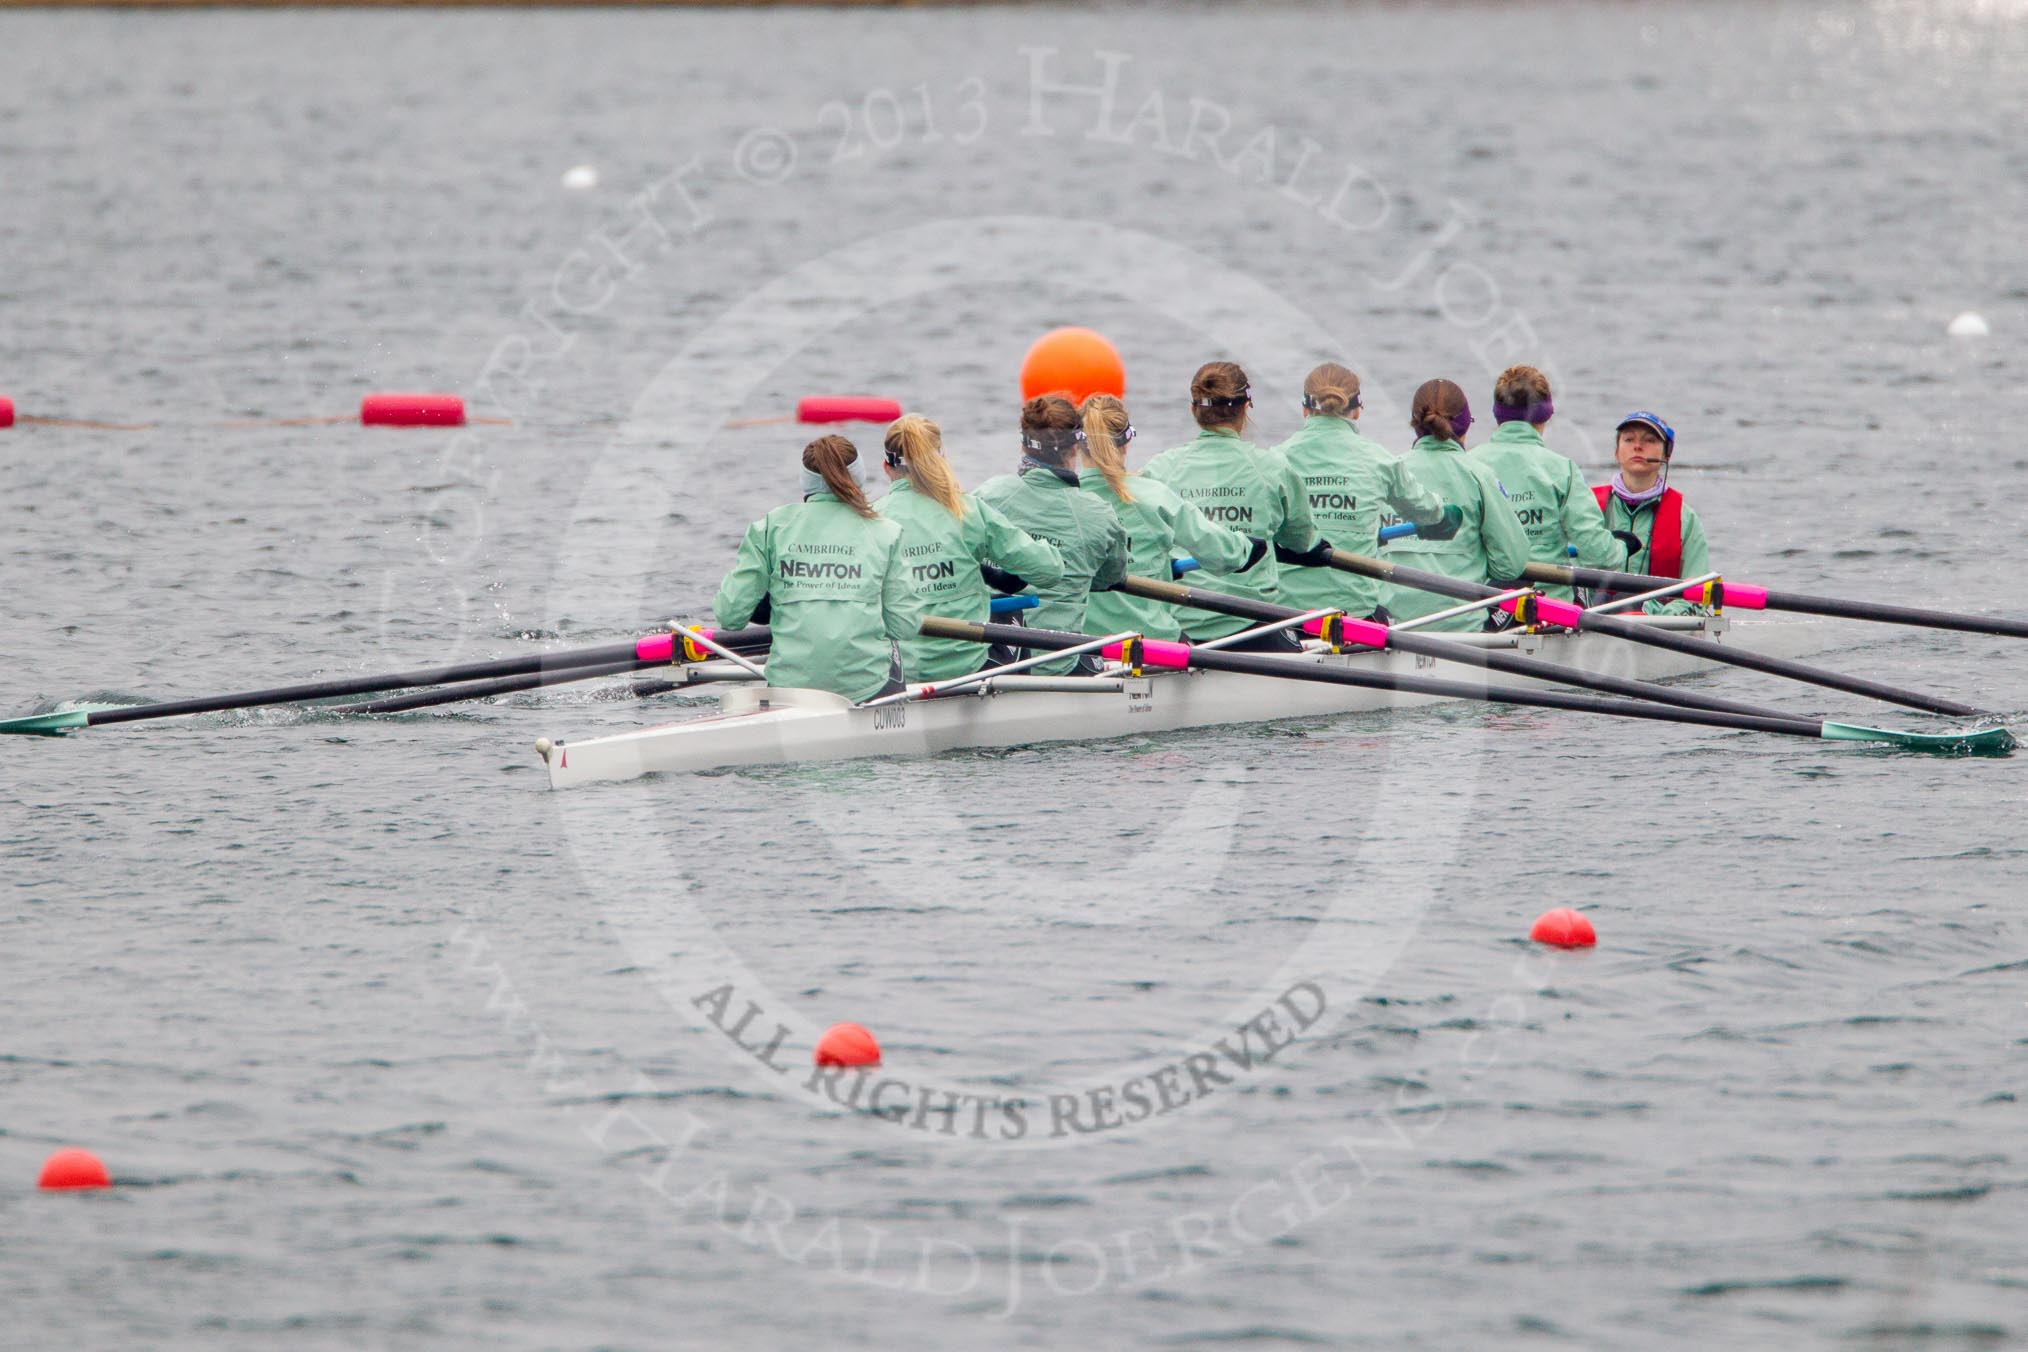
top-left (361, 393), bottom-right (465, 427)
top-left (1020, 327), bottom-right (1126, 404)
top-left (1529, 908), bottom-right (1597, 948)
top-left (0, 395), bottom-right (14, 428)
top-left (814, 1022), bottom-right (881, 1067)
top-left (37, 1148), bottom-right (111, 1191)
top-left (796, 395), bottom-right (902, 425)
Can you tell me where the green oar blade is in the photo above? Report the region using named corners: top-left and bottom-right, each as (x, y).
top-left (1821, 722), bottom-right (2015, 755)
top-left (0, 704), bottom-right (120, 736)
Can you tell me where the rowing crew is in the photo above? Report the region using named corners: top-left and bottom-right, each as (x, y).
top-left (711, 361), bottom-right (1711, 702)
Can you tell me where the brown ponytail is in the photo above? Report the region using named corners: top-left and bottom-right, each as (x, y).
top-left (883, 414), bottom-right (965, 519)
top-left (1302, 362), bottom-right (1361, 417)
top-left (1409, 378), bottom-right (1469, 443)
top-left (1018, 393), bottom-right (1083, 466)
top-left (1078, 394), bottom-right (1134, 504)
top-left (802, 434), bottom-right (876, 518)
top-left (1189, 360), bottom-right (1251, 431)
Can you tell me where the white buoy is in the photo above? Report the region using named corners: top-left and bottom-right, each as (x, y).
top-left (560, 165), bottom-right (599, 191)
top-left (1947, 311), bottom-right (1989, 338)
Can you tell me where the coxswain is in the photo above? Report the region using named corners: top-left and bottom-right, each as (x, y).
top-left (1381, 378), bottom-right (1533, 631)
top-left (1141, 361), bottom-right (1322, 650)
top-left (1466, 365), bottom-right (1628, 601)
top-left (1075, 393), bottom-right (1255, 641)
top-left (874, 413), bottom-right (1066, 681)
top-left (713, 434), bottom-right (931, 701)
top-left (974, 394), bottom-right (1130, 674)
top-left (1593, 411), bottom-right (1711, 615)
top-left (1272, 362), bottom-right (1461, 624)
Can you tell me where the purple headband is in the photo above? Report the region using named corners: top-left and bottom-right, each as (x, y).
top-left (1493, 399), bottom-right (1553, 425)
top-left (1450, 403), bottom-right (1473, 439)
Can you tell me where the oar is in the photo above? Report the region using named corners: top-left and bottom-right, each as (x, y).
top-left (1323, 550), bottom-right (1984, 717)
top-left (1518, 561), bottom-right (2028, 640)
top-left (336, 659), bottom-right (655, 715)
top-left (342, 601), bottom-right (1038, 719)
top-left (920, 618), bottom-right (2012, 755)
top-left (334, 654), bottom-right (767, 715)
top-left (1115, 575), bottom-right (1793, 720)
top-left (0, 626), bottom-right (771, 735)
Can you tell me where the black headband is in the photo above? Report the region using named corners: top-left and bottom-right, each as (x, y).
top-left (1021, 426), bottom-right (1086, 457)
top-left (1301, 393), bottom-right (1360, 412)
top-left (1194, 387), bottom-right (1251, 410)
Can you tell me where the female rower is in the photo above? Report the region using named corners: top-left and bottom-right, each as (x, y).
top-left (874, 413), bottom-right (1067, 681)
top-left (1273, 362), bottom-right (1460, 624)
top-left (1593, 411), bottom-right (1711, 615)
top-left (974, 393), bottom-right (1130, 674)
top-left (1076, 393), bottom-right (1255, 641)
top-left (713, 434), bottom-right (931, 702)
top-left (1466, 365), bottom-right (1626, 601)
top-left (1381, 378), bottom-right (1533, 631)
top-left (1141, 361), bottom-right (1321, 649)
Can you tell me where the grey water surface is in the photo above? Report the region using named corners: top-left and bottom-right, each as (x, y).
top-left (3, 3), bottom-right (2025, 1348)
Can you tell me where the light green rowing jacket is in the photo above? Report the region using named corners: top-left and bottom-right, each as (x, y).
top-left (1077, 468), bottom-right (1253, 641)
top-left (713, 492), bottom-right (931, 702)
top-left (974, 465), bottom-right (1129, 674)
top-left (1273, 414), bottom-right (1447, 619)
top-left (1381, 437), bottom-right (1534, 631)
top-left (1140, 427), bottom-right (1320, 639)
top-left (874, 479), bottom-right (1067, 682)
top-left (1467, 422), bottom-right (1624, 602)
top-left (1597, 489), bottom-right (1713, 616)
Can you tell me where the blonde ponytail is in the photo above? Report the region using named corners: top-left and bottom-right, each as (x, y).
top-left (1078, 394), bottom-right (1135, 504)
top-left (882, 414), bottom-right (965, 519)
top-left (802, 434), bottom-right (876, 519)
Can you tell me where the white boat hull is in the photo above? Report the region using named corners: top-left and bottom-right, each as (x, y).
top-left (538, 617), bottom-right (1826, 787)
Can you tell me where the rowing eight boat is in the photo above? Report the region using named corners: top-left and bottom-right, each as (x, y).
top-left (536, 615), bottom-right (1828, 788)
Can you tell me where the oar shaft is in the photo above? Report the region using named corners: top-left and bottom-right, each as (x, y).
top-left (1116, 575), bottom-right (1783, 721)
top-left (1326, 550), bottom-right (1491, 603)
top-left (80, 626), bottom-right (772, 728)
top-left (1522, 561), bottom-right (2028, 639)
top-left (1573, 610), bottom-right (1982, 716)
top-left (1329, 552), bottom-right (1983, 717)
top-left (922, 618), bottom-right (1827, 740)
top-left (335, 659), bottom-right (657, 715)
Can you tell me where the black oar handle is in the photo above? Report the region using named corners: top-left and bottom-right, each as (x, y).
top-left (931, 616), bottom-right (1828, 741)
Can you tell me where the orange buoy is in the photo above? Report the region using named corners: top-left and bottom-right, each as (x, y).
top-left (0, 395), bottom-right (13, 428)
top-left (37, 1148), bottom-right (111, 1191)
top-left (360, 393), bottom-right (465, 427)
top-left (796, 395), bottom-right (903, 425)
top-left (1019, 327), bottom-right (1125, 404)
top-left (814, 1022), bottom-right (881, 1067)
top-left (1529, 907), bottom-right (1597, 948)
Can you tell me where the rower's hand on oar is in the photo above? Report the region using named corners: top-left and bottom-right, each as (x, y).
top-left (1239, 538), bottom-right (1270, 572)
top-left (1274, 539), bottom-right (1337, 567)
top-left (1611, 530), bottom-right (1643, 557)
top-left (979, 563), bottom-right (1030, 595)
top-left (1417, 506), bottom-right (1466, 541)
